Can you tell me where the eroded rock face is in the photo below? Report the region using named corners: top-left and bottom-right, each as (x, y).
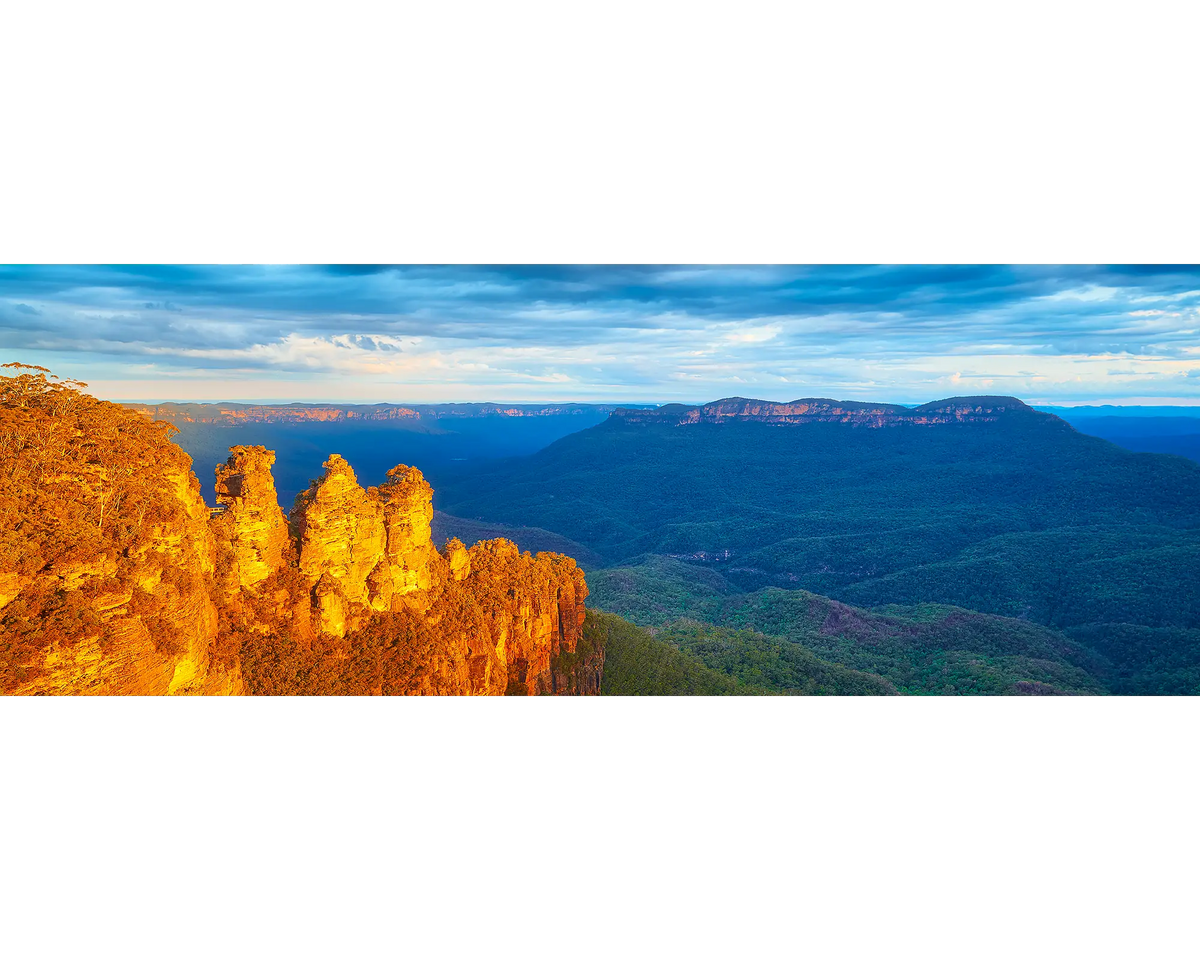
top-left (378, 465), bottom-right (439, 606)
top-left (5, 453), bottom-right (237, 696)
top-left (1, 369), bottom-right (600, 696)
top-left (291, 455), bottom-right (387, 618)
top-left (289, 457), bottom-right (444, 635)
top-left (126, 403), bottom-right (423, 424)
top-left (213, 446), bottom-right (289, 590)
top-left (267, 456), bottom-right (595, 694)
top-left (445, 538), bottom-right (471, 581)
top-left (349, 539), bottom-right (592, 696)
top-left (122, 401), bottom-right (624, 425)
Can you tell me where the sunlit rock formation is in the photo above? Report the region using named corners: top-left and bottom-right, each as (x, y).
top-left (288, 457), bottom-right (443, 635)
top-left (0, 364), bottom-right (239, 694)
top-left (274, 453), bottom-right (594, 694)
top-left (445, 538), bottom-right (471, 581)
top-left (213, 446), bottom-right (289, 590)
top-left (291, 454), bottom-right (388, 619)
top-left (377, 464), bottom-right (440, 608)
top-left (1, 365), bottom-right (600, 696)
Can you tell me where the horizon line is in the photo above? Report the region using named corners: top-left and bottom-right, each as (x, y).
top-left (101, 395), bottom-right (1200, 409)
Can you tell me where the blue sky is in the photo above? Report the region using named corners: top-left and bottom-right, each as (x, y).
top-left (2, 264), bottom-right (1199, 404)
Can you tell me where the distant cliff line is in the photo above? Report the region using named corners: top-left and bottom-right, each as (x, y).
top-left (123, 401), bottom-right (651, 424)
top-left (609, 395), bottom-right (1046, 427)
top-left (123, 395), bottom-right (1046, 428)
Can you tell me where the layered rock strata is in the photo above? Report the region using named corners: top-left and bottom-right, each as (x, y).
top-left (213, 446), bottom-right (289, 590)
top-left (1, 406), bottom-right (239, 695)
top-left (611, 396), bottom-right (1037, 427)
top-left (266, 455), bottom-right (594, 694)
top-left (4, 371), bottom-right (602, 695)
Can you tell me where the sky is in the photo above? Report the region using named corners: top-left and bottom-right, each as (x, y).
top-left (2, 264), bottom-right (1199, 405)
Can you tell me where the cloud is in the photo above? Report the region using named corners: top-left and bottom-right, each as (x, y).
top-left (2, 264), bottom-right (1200, 402)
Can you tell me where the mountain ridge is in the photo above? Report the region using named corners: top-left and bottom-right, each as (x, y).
top-left (609, 394), bottom-right (1041, 426)
top-left (436, 390), bottom-right (1200, 693)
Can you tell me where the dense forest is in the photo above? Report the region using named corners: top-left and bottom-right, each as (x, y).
top-left (437, 403), bottom-right (1200, 607)
top-left (435, 399), bottom-right (1200, 693)
top-left (589, 560), bottom-right (1107, 695)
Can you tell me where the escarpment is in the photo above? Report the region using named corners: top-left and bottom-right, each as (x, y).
top-left (611, 395), bottom-right (1040, 427)
top-left (124, 400), bottom-right (627, 425)
top-left (223, 455), bottom-right (595, 695)
top-left (0, 365), bottom-right (237, 695)
top-left (1, 367), bottom-right (601, 696)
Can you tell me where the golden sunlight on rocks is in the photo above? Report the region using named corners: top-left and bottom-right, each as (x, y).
top-left (213, 446), bottom-right (289, 590)
top-left (0, 367), bottom-right (601, 696)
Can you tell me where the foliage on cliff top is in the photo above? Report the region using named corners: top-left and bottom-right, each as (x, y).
top-left (0, 364), bottom-right (211, 690)
top-left (236, 567), bottom-right (586, 696)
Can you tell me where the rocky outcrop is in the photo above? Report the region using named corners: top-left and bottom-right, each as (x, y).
top-left (462, 539), bottom-right (590, 695)
top-left (213, 446), bottom-right (289, 590)
top-left (3, 367), bottom-right (601, 697)
top-left (0, 384), bottom-right (238, 695)
top-left (344, 539), bottom-right (592, 697)
top-left (376, 464), bottom-right (440, 610)
top-left (611, 395), bottom-right (1038, 427)
top-left (445, 538), bottom-right (471, 580)
top-left (277, 454), bottom-right (595, 695)
top-left (291, 454), bottom-right (389, 620)
top-left (288, 457), bottom-right (442, 634)
top-left (907, 397), bottom-right (1035, 421)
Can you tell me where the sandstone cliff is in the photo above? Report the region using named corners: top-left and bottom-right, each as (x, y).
top-left (127, 403), bottom-right (422, 424)
top-left (0, 364), bottom-right (238, 695)
top-left (225, 454), bottom-right (595, 695)
top-left (287, 456), bottom-right (442, 633)
top-left (611, 395), bottom-right (1039, 427)
top-left (213, 446), bottom-right (289, 591)
top-left (1, 365), bottom-right (600, 696)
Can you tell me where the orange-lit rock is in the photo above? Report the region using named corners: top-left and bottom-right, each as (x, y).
top-left (445, 538), bottom-right (471, 581)
top-left (291, 454), bottom-right (387, 608)
top-left (280, 455), bottom-right (595, 694)
top-left (213, 446), bottom-right (289, 589)
top-left (0, 375), bottom-right (236, 694)
top-left (314, 573), bottom-right (349, 639)
top-left (289, 460), bottom-right (444, 632)
top-left (2, 365), bottom-right (601, 696)
top-left (378, 465), bottom-right (441, 608)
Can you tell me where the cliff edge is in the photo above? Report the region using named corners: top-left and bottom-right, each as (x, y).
top-left (611, 395), bottom-right (1038, 426)
top-left (0, 365), bottom-right (600, 696)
